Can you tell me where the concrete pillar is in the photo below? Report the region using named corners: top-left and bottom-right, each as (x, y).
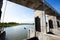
top-left (34, 10), bottom-right (46, 34)
top-left (34, 10), bottom-right (47, 40)
top-left (28, 10), bottom-right (47, 40)
top-left (47, 15), bottom-right (58, 34)
top-left (27, 29), bottom-right (35, 39)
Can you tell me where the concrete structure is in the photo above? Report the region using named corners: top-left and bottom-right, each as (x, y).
top-left (47, 15), bottom-right (58, 34)
top-left (0, 0), bottom-right (60, 40)
top-left (8, 0), bottom-right (60, 40)
top-left (34, 10), bottom-right (47, 33)
top-left (0, 0), bottom-right (3, 19)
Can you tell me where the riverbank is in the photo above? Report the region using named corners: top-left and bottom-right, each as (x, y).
top-left (0, 22), bottom-right (20, 27)
top-left (0, 22), bottom-right (34, 27)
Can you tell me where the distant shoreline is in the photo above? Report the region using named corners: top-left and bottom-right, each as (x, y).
top-left (0, 22), bottom-right (34, 27)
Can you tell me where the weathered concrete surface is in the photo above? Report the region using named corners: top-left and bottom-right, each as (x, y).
top-left (34, 10), bottom-right (46, 33)
top-left (45, 34), bottom-right (60, 40)
top-left (28, 30), bottom-right (60, 40)
top-left (27, 29), bottom-right (35, 39)
top-left (47, 15), bottom-right (58, 34)
top-left (8, 0), bottom-right (43, 10)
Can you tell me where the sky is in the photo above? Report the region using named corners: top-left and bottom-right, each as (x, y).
top-left (1, 0), bottom-right (34, 23)
top-left (1, 0), bottom-right (60, 23)
top-left (46, 0), bottom-right (60, 13)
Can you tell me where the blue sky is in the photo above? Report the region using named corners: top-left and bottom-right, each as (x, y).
top-left (1, 0), bottom-right (60, 23)
top-left (46, 0), bottom-right (60, 13)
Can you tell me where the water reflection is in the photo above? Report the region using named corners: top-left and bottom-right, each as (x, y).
top-left (4, 25), bottom-right (35, 40)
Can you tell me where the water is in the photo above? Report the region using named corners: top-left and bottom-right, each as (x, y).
top-left (4, 25), bottom-right (35, 40)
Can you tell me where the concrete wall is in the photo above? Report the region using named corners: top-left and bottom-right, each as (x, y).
top-left (34, 10), bottom-right (46, 33)
top-left (27, 10), bottom-right (60, 40)
top-left (47, 15), bottom-right (58, 34)
top-left (55, 19), bottom-right (60, 35)
top-left (27, 30), bottom-right (47, 40)
top-left (27, 30), bottom-right (60, 40)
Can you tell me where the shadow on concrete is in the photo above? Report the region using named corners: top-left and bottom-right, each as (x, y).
top-left (47, 32), bottom-right (55, 35)
top-left (27, 37), bottom-right (39, 40)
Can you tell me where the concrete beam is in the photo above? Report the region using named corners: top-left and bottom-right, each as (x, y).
top-left (8, 0), bottom-right (60, 16)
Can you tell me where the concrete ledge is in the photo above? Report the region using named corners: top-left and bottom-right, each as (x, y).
top-left (44, 34), bottom-right (60, 40)
top-left (45, 34), bottom-right (60, 38)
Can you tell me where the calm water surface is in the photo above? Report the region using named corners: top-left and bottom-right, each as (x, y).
top-left (4, 25), bottom-right (35, 40)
